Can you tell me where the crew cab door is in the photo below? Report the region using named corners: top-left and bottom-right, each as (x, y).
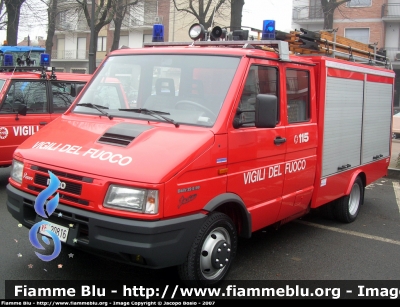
top-left (0, 80), bottom-right (50, 167)
top-left (277, 65), bottom-right (318, 220)
top-left (227, 61), bottom-right (286, 232)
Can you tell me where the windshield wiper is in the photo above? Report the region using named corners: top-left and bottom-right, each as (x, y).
top-left (119, 108), bottom-right (179, 128)
top-left (77, 103), bottom-right (113, 120)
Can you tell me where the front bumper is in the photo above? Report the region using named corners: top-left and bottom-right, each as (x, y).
top-left (6, 183), bottom-right (206, 269)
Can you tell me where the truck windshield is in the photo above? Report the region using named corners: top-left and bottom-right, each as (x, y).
top-left (73, 54), bottom-right (240, 127)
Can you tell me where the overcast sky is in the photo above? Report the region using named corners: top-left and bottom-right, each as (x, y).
top-left (242, 0), bottom-right (293, 32)
top-left (0, 0), bottom-right (294, 44)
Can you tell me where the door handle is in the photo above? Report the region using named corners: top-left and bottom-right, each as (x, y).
top-left (274, 136), bottom-right (286, 145)
top-left (337, 164), bottom-right (351, 171)
top-left (373, 154), bottom-right (383, 160)
top-left (39, 122), bottom-right (47, 125)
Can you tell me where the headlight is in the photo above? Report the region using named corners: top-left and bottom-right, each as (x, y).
top-left (10, 159), bottom-right (24, 183)
top-left (104, 185), bottom-right (159, 214)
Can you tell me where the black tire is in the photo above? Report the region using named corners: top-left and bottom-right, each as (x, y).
top-left (333, 177), bottom-right (364, 223)
top-left (178, 212), bottom-right (237, 287)
top-left (317, 202), bottom-right (336, 220)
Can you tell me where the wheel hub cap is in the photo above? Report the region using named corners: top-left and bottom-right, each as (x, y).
top-left (211, 240), bottom-right (231, 269)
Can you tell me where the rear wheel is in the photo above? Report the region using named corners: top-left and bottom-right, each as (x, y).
top-left (333, 177), bottom-right (364, 223)
top-left (178, 212), bottom-right (237, 287)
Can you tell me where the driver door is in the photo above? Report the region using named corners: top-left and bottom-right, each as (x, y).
top-left (227, 62), bottom-right (287, 232)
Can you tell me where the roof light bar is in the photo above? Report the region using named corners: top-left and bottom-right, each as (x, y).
top-left (152, 24), bottom-right (164, 42)
top-left (262, 20), bottom-right (276, 40)
top-left (3, 54), bottom-right (13, 66)
top-left (40, 53), bottom-right (50, 67)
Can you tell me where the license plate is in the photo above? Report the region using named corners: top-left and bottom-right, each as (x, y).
top-left (39, 221), bottom-right (69, 243)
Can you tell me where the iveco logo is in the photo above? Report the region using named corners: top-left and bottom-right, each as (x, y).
top-left (47, 178), bottom-right (66, 190)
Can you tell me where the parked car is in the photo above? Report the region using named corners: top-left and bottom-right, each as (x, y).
top-left (393, 112), bottom-right (400, 139)
top-left (0, 68), bottom-right (91, 167)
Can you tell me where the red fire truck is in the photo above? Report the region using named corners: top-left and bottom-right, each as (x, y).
top-left (0, 53), bottom-right (90, 167)
top-left (6, 24), bottom-right (395, 286)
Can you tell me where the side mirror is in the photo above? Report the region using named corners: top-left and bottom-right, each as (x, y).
top-left (255, 94), bottom-right (277, 128)
top-left (71, 84), bottom-right (85, 97)
top-left (17, 104), bottom-right (27, 116)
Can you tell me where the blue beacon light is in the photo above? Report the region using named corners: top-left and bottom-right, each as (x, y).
top-left (262, 20), bottom-right (276, 40)
top-left (152, 24), bottom-right (164, 42)
top-left (3, 54), bottom-right (13, 66)
top-left (40, 53), bottom-right (51, 66)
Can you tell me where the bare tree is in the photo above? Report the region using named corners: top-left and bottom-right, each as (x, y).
top-left (0, 0), bottom-right (7, 32)
top-left (110, 0), bottom-right (140, 52)
top-left (76, 0), bottom-right (117, 70)
top-left (5, 0), bottom-right (26, 45)
top-left (46, 0), bottom-right (58, 54)
top-left (230, 0), bottom-right (243, 31)
top-left (172, 0), bottom-right (230, 31)
top-left (20, 0), bottom-right (81, 53)
top-left (321, 0), bottom-right (351, 29)
top-left (5, 0), bottom-right (49, 45)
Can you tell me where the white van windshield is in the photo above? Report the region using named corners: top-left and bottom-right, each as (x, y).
top-left (73, 54), bottom-right (240, 127)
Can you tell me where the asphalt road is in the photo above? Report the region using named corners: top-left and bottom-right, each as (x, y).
top-left (1, 165), bottom-right (400, 299)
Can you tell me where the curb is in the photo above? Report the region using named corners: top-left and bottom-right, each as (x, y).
top-left (387, 168), bottom-right (400, 180)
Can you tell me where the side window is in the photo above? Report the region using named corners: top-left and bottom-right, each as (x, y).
top-left (286, 69), bottom-right (310, 123)
top-left (0, 80), bottom-right (5, 92)
top-left (237, 65), bottom-right (278, 126)
top-left (52, 82), bottom-right (86, 113)
top-left (0, 83), bottom-right (18, 113)
top-left (0, 81), bottom-right (47, 113)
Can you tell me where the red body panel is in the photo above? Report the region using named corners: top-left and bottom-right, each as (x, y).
top-left (309, 56), bottom-right (394, 208)
top-left (18, 115), bottom-right (215, 183)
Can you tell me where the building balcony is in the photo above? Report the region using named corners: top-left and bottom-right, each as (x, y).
top-left (109, 15), bottom-right (160, 30)
top-left (56, 21), bottom-right (90, 33)
top-left (292, 6), bottom-right (324, 24)
top-left (382, 3), bottom-right (400, 21)
top-left (51, 49), bottom-right (89, 60)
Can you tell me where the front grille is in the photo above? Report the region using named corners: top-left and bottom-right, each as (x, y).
top-left (32, 165), bottom-right (93, 183)
top-left (30, 165), bottom-right (92, 207)
top-left (27, 185), bottom-right (89, 206)
top-left (35, 173), bottom-right (82, 195)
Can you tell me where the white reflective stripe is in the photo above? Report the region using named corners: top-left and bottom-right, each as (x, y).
top-left (393, 181), bottom-right (400, 216)
top-left (326, 60), bottom-right (395, 78)
top-left (296, 220), bottom-right (400, 246)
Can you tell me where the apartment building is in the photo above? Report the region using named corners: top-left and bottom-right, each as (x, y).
top-left (50, 0), bottom-right (170, 73)
top-left (292, 0), bottom-right (400, 106)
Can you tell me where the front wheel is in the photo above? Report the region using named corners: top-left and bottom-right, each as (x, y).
top-left (178, 212), bottom-right (237, 287)
top-left (333, 177), bottom-right (364, 223)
